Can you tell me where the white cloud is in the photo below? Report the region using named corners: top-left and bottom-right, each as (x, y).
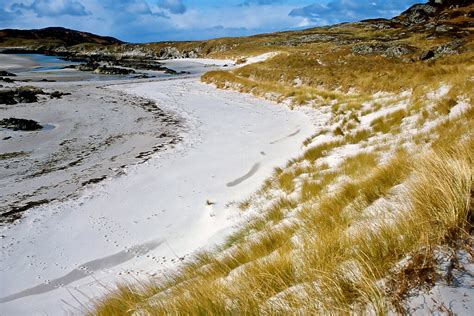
top-left (156, 0), bottom-right (186, 14)
top-left (289, 0), bottom-right (420, 24)
top-left (11, 0), bottom-right (89, 17)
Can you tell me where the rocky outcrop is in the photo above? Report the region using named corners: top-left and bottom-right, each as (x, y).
top-left (109, 59), bottom-right (168, 71)
top-left (0, 77), bottom-right (15, 83)
top-left (428, 0), bottom-right (471, 6)
top-left (73, 60), bottom-right (135, 75)
top-left (434, 39), bottom-right (464, 55)
top-left (49, 91), bottom-right (71, 99)
top-left (70, 55), bottom-right (184, 75)
top-left (159, 47), bottom-right (181, 59)
top-left (265, 33), bottom-right (361, 47)
top-left (419, 39), bottom-right (465, 60)
top-left (396, 0), bottom-right (472, 26)
top-left (0, 87), bottom-right (44, 104)
top-left (0, 90), bottom-right (17, 104)
top-left (0, 71), bottom-right (16, 77)
top-left (352, 42), bottom-right (416, 58)
top-left (0, 87), bottom-right (67, 104)
top-left (93, 65), bottom-right (136, 75)
top-left (398, 3), bottom-right (439, 25)
top-left (0, 118), bottom-right (43, 131)
top-left (75, 61), bottom-right (101, 72)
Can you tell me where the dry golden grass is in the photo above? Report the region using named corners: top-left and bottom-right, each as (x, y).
top-left (371, 109), bottom-right (407, 134)
top-left (92, 13), bottom-right (474, 315)
top-left (92, 118), bottom-right (473, 315)
top-left (203, 38), bottom-right (474, 109)
top-left (302, 140), bottom-right (344, 162)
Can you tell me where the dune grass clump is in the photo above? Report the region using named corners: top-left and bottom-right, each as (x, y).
top-left (370, 109), bottom-right (407, 135)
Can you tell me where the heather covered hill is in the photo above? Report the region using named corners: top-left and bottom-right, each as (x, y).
top-left (0, 27), bottom-right (122, 49)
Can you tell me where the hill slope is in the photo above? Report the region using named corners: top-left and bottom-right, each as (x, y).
top-left (0, 27), bottom-right (123, 49)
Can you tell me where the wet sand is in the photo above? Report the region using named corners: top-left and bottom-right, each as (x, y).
top-left (0, 53), bottom-right (39, 71)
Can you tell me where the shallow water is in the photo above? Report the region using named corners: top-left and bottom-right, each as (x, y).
top-left (17, 54), bottom-right (80, 72)
top-left (41, 124), bottom-right (56, 131)
top-left (1, 53), bottom-right (166, 82)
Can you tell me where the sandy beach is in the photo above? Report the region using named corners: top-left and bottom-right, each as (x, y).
top-left (1, 80), bottom-right (185, 221)
top-left (0, 54), bottom-right (237, 221)
top-left (0, 57), bottom-right (315, 314)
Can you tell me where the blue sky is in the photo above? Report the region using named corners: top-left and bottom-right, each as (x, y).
top-left (0, 0), bottom-right (421, 43)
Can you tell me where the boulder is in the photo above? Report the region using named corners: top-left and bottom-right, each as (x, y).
top-left (76, 61), bottom-right (101, 71)
top-left (0, 71), bottom-right (16, 77)
top-left (0, 90), bottom-right (16, 105)
top-left (385, 45), bottom-right (416, 58)
top-left (420, 50), bottom-right (436, 60)
top-left (435, 40), bottom-right (463, 56)
top-left (0, 77), bottom-right (15, 83)
top-left (159, 47), bottom-right (181, 59)
top-left (420, 40), bottom-right (464, 60)
top-left (0, 118), bottom-right (43, 131)
top-left (0, 87), bottom-right (44, 104)
top-left (93, 65), bottom-right (136, 75)
top-left (49, 91), bottom-right (71, 99)
top-left (16, 89), bottom-right (39, 103)
top-left (164, 69), bottom-right (178, 75)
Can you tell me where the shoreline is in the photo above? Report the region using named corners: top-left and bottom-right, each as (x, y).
top-left (1, 79), bottom-right (184, 223)
top-left (0, 71), bottom-right (316, 314)
top-left (0, 55), bottom-right (236, 222)
top-left (0, 53), bottom-right (40, 71)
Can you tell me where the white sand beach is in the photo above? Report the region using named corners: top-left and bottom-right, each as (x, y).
top-left (0, 60), bottom-right (315, 314)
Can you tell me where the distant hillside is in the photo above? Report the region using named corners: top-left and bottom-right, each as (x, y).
top-left (0, 27), bottom-right (123, 48)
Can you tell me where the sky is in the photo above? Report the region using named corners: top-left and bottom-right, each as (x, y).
top-left (0, 0), bottom-right (422, 43)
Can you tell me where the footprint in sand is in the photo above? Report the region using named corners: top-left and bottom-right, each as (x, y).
top-left (226, 163), bottom-right (261, 187)
top-left (269, 128), bottom-right (301, 145)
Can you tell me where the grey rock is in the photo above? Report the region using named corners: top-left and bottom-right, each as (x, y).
top-left (385, 45), bottom-right (416, 58)
top-left (420, 40), bottom-right (464, 60)
top-left (420, 50), bottom-right (436, 60)
top-left (184, 50), bottom-right (199, 58)
top-left (0, 90), bottom-right (16, 105)
top-left (0, 118), bottom-right (43, 131)
top-left (0, 71), bottom-right (16, 77)
top-left (435, 25), bottom-right (455, 32)
top-left (0, 87), bottom-right (44, 104)
top-left (352, 43), bottom-right (416, 58)
top-left (94, 65), bottom-right (136, 75)
top-left (159, 47), bottom-right (181, 59)
top-left (49, 91), bottom-right (71, 99)
top-left (0, 77), bottom-right (15, 83)
top-left (400, 4), bottom-right (438, 25)
top-left (435, 40), bottom-right (464, 56)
